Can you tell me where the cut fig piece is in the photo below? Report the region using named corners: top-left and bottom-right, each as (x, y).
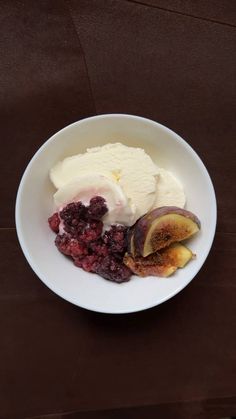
top-left (133, 206), bottom-right (200, 257)
top-left (124, 252), bottom-right (177, 277)
top-left (160, 242), bottom-right (194, 268)
top-left (123, 243), bottom-right (193, 277)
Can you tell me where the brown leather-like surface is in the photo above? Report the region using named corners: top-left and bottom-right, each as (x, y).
top-left (1, 1), bottom-right (236, 418)
top-left (0, 0), bottom-right (95, 227)
top-left (69, 0), bottom-right (236, 233)
top-left (127, 0), bottom-right (236, 25)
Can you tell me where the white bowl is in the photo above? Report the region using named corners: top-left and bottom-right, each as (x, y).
top-left (15, 114), bottom-right (217, 314)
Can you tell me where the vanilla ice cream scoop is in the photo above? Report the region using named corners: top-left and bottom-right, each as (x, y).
top-left (50, 143), bottom-right (159, 221)
top-left (50, 143), bottom-right (186, 226)
top-left (54, 173), bottom-right (136, 226)
top-left (153, 168), bottom-right (186, 208)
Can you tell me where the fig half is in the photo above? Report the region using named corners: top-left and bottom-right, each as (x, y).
top-left (161, 242), bottom-right (194, 268)
top-left (124, 243), bottom-right (193, 277)
top-left (133, 206), bottom-right (200, 257)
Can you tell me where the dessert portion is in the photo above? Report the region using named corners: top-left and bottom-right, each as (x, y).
top-left (48, 143), bottom-right (200, 283)
top-left (50, 143), bottom-right (186, 224)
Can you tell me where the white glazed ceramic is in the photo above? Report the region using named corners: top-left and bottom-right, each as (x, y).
top-left (15, 114), bottom-right (217, 314)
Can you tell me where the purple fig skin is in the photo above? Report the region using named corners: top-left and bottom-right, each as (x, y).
top-left (153, 207), bottom-right (201, 228)
top-left (133, 206), bottom-right (201, 257)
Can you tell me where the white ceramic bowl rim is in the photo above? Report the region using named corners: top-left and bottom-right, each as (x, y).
top-left (15, 114), bottom-right (217, 314)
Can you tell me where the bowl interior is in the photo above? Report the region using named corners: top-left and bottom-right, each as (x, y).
top-left (16, 115), bottom-right (216, 313)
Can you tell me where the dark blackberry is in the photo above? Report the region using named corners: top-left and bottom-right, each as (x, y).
top-left (95, 255), bottom-right (132, 283)
top-left (103, 225), bottom-right (128, 254)
top-left (87, 196), bottom-right (108, 220)
top-left (60, 202), bottom-right (87, 237)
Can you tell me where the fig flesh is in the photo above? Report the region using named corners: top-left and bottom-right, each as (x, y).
top-left (124, 243), bottom-right (193, 277)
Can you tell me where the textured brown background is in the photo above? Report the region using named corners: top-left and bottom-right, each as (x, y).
top-left (1, 1), bottom-right (236, 418)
